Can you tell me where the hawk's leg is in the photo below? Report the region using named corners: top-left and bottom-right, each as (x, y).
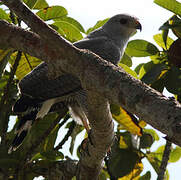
top-left (68, 105), bottom-right (90, 133)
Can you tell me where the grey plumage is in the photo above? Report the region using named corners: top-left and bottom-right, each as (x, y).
top-left (9, 14), bottom-right (142, 153)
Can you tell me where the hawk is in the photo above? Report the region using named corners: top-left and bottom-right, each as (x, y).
top-left (9, 14), bottom-right (142, 153)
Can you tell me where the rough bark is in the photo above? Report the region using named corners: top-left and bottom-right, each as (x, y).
top-left (1, 0), bottom-right (181, 179)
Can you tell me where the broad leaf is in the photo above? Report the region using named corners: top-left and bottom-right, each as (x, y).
top-left (134, 63), bottom-right (144, 75)
top-left (36, 6), bottom-right (67, 21)
top-left (143, 129), bottom-right (159, 141)
top-left (53, 21), bottom-right (83, 42)
top-left (165, 66), bottom-right (181, 94)
top-left (9, 52), bottom-right (42, 80)
top-left (139, 171), bottom-right (151, 180)
top-left (33, 0), bottom-right (48, 9)
top-left (40, 150), bottom-right (64, 161)
top-left (139, 61), bottom-right (155, 79)
top-left (23, 0), bottom-right (37, 9)
top-left (170, 15), bottom-right (181, 39)
top-left (15, 113), bottom-right (59, 158)
top-left (54, 16), bottom-right (85, 33)
top-left (153, 33), bottom-right (174, 49)
top-left (125, 40), bottom-right (159, 57)
top-left (43, 124), bottom-right (60, 151)
top-left (168, 38), bottom-right (181, 67)
top-left (111, 105), bottom-right (142, 136)
top-left (69, 124), bottom-right (83, 155)
top-left (169, 146), bottom-right (181, 163)
top-left (141, 63), bottom-right (167, 85)
top-left (154, 0), bottom-right (181, 16)
top-left (107, 138), bottom-right (140, 178)
top-left (120, 53), bottom-right (132, 67)
top-left (0, 8), bottom-right (10, 21)
top-left (119, 63), bottom-right (138, 79)
top-left (140, 133), bottom-right (154, 149)
top-left (118, 162), bottom-right (143, 180)
top-left (86, 18), bottom-right (109, 34)
top-left (146, 153), bottom-right (161, 174)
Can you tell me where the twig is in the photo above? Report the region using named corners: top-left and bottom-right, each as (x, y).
top-left (157, 140), bottom-right (172, 180)
top-left (24, 53), bottom-right (33, 71)
top-left (54, 121), bottom-right (76, 151)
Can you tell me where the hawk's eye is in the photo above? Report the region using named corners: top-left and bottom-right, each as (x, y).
top-left (120, 18), bottom-right (128, 24)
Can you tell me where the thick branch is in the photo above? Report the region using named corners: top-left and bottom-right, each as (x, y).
top-left (0, 20), bottom-right (58, 62)
top-left (1, 0), bottom-right (74, 56)
top-left (77, 92), bottom-right (114, 179)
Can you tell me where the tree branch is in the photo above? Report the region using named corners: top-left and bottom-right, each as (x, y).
top-left (0, 20), bottom-right (58, 62)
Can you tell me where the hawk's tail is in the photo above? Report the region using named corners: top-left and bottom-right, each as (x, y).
top-left (8, 95), bottom-right (41, 154)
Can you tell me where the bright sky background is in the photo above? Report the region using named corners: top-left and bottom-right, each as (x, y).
top-left (32, 0), bottom-right (181, 179)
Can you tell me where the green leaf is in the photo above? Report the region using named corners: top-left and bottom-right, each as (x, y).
top-left (154, 0), bottom-right (181, 16)
top-left (139, 61), bottom-right (155, 79)
top-left (33, 0), bottom-right (49, 9)
top-left (69, 124), bottom-right (83, 155)
top-left (119, 63), bottom-right (138, 79)
top-left (165, 66), bottom-right (181, 94)
top-left (99, 169), bottom-right (108, 180)
top-left (36, 6), bottom-right (67, 21)
top-left (43, 124), bottom-right (60, 151)
top-left (112, 106), bottom-right (142, 137)
top-left (169, 146), bottom-right (181, 162)
top-left (54, 16), bottom-right (85, 33)
top-left (139, 171), bottom-right (151, 180)
top-left (41, 150), bottom-right (64, 161)
top-left (16, 113), bottom-right (59, 158)
top-left (134, 63), bottom-right (144, 75)
top-left (125, 40), bottom-right (159, 57)
top-left (146, 153), bottom-right (161, 174)
top-left (120, 53), bottom-right (132, 67)
top-left (141, 63), bottom-right (167, 85)
top-left (53, 21), bottom-right (83, 42)
top-left (140, 133), bottom-right (154, 149)
top-left (23, 0), bottom-right (37, 9)
top-left (0, 8), bottom-right (10, 21)
top-left (151, 75), bottom-right (165, 93)
top-left (170, 15), bottom-right (181, 38)
top-left (143, 129), bottom-right (159, 141)
top-left (9, 52), bottom-right (42, 80)
top-left (168, 38), bottom-right (181, 67)
top-left (107, 138), bottom-right (140, 178)
top-left (153, 33), bottom-right (174, 49)
top-left (150, 52), bottom-right (167, 64)
top-left (86, 18), bottom-right (109, 34)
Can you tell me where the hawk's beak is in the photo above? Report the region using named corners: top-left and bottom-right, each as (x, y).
top-left (135, 21), bottom-right (142, 31)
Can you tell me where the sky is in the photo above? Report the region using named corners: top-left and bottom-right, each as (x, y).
top-left (32, 0), bottom-right (181, 179)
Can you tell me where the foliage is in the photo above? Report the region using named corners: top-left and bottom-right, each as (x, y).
top-left (0, 0), bottom-right (181, 179)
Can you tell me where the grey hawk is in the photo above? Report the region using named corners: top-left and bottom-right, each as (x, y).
top-left (9, 14), bottom-right (142, 153)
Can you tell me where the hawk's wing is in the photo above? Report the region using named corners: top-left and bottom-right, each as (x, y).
top-left (18, 36), bottom-right (120, 100)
